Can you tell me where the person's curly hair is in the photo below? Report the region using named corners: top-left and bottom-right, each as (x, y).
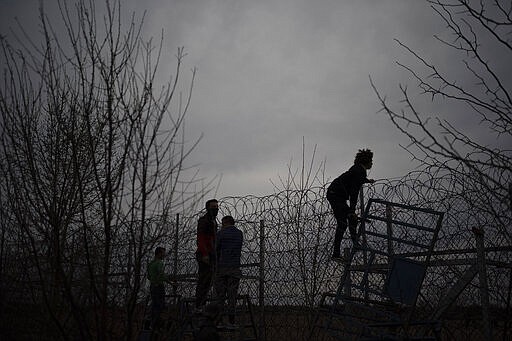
top-left (354, 149), bottom-right (373, 165)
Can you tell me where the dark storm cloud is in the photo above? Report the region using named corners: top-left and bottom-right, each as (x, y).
top-left (3, 0), bottom-right (504, 197)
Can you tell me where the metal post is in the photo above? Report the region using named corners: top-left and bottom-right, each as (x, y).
top-left (509, 182), bottom-right (511, 210)
top-left (386, 204), bottom-right (394, 263)
top-left (259, 219), bottom-right (265, 341)
top-left (343, 247), bottom-right (352, 296)
top-left (473, 226), bottom-right (493, 341)
top-left (359, 188), bottom-right (367, 262)
top-left (359, 188), bottom-right (369, 303)
top-left (172, 213), bottom-right (179, 298)
top-left (127, 233), bottom-right (132, 297)
top-left (359, 188), bottom-right (366, 241)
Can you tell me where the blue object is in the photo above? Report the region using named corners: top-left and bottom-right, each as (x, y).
top-left (384, 257), bottom-right (426, 305)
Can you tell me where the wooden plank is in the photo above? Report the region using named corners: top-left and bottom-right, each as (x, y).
top-left (431, 264), bottom-right (477, 320)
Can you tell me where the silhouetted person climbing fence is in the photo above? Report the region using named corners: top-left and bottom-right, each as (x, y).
top-left (326, 149), bottom-right (375, 259)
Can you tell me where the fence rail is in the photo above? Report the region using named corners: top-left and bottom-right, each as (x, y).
top-left (1, 169), bottom-right (511, 340)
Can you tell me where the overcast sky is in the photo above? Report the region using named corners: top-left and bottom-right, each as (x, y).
top-left (2, 0), bottom-right (499, 198)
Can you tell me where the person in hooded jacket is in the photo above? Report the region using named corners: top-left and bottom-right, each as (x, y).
top-left (214, 215), bottom-right (243, 328)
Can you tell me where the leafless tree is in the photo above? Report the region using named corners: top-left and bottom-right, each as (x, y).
top-left (371, 2), bottom-right (511, 337)
top-left (0, 0), bottom-right (211, 339)
top-left (371, 0), bottom-right (511, 240)
top-left (268, 140), bottom-right (346, 320)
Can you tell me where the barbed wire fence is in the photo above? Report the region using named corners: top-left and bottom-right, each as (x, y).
top-left (1, 167), bottom-right (510, 340)
top-left (164, 167), bottom-right (511, 340)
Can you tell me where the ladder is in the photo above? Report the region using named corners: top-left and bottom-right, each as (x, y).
top-left (309, 198), bottom-right (444, 340)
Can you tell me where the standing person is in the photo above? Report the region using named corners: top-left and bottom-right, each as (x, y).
top-left (214, 215), bottom-right (243, 328)
top-left (195, 199), bottom-right (219, 310)
top-left (326, 149), bottom-right (375, 259)
top-left (147, 246), bottom-right (171, 330)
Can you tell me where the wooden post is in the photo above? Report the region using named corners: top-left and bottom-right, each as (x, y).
top-left (473, 226), bottom-right (493, 341)
top-left (259, 219), bottom-right (266, 341)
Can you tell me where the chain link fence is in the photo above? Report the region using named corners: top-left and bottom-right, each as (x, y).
top-left (1, 169), bottom-right (510, 340)
top-left (164, 169), bottom-right (511, 340)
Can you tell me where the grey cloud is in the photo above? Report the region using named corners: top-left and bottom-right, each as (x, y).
top-left (3, 0), bottom-right (503, 198)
